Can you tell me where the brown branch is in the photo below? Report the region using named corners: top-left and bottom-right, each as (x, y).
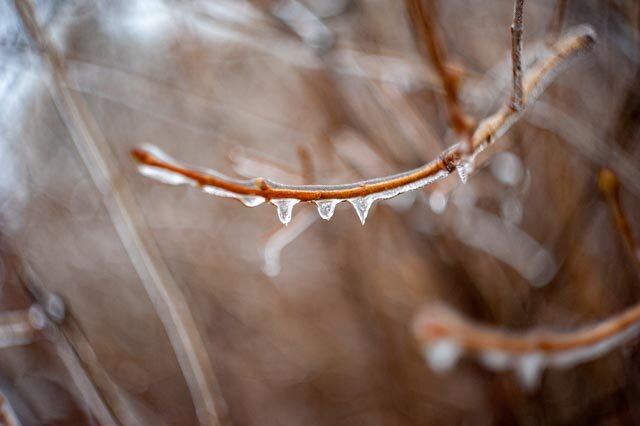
top-left (13, 1), bottom-right (229, 424)
top-left (599, 168), bottom-right (640, 269)
top-left (132, 26), bottom-right (595, 204)
top-left (413, 300), bottom-right (640, 387)
top-left (405, 0), bottom-right (475, 139)
top-left (510, 0), bottom-right (525, 110)
top-left (547, 0), bottom-right (568, 38)
top-left (297, 144), bottom-right (316, 184)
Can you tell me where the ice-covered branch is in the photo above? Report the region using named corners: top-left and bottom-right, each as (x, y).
top-left (133, 25), bottom-right (595, 225)
top-left (413, 301), bottom-right (640, 390)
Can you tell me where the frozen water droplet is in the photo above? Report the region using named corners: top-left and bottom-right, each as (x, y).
top-left (138, 165), bottom-right (195, 186)
top-left (423, 339), bottom-right (462, 373)
top-left (272, 199), bottom-right (299, 225)
top-left (456, 160), bottom-right (472, 184)
top-left (315, 199), bottom-right (340, 220)
top-left (429, 191), bottom-right (448, 214)
top-left (480, 350), bottom-right (511, 371)
top-left (491, 152), bottom-right (523, 186)
top-left (515, 353), bottom-right (545, 390)
top-left (238, 195), bottom-right (266, 207)
top-left (28, 305), bottom-right (47, 330)
top-left (45, 293), bottom-right (66, 323)
top-left (348, 196), bottom-right (374, 225)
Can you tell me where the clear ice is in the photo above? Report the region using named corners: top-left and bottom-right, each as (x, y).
top-left (315, 199), bottom-right (340, 220)
top-left (271, 199), bottom-right (299, 225)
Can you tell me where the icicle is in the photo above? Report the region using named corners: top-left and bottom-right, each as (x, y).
top-left (423, 339), bottom-right (462, 373)
top-left (515, 353), bottom-right (545, 390)
top-left (202, 185), bottom-right (266, 207)
top-left (456, 160), bottom-right (473, 184)
top-left (138, 165), bottom-right (195, 186)
top-left (315, 199), bottom-right (340, 220)
top-left (272, 199), bottom-right (299, 225)
top-left (348, 196), bottom-right (374, 225)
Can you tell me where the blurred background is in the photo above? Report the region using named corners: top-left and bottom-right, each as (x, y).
top-left (0, 0), bottom-right (639, 424)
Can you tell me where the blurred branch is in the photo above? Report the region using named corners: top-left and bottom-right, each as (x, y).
top-left (599, 168), bottom-right (640, 271)
top-left (413, 300), bottom-right (640, 389)
top-left (405, 0), bottom-right (474, 139)
top-left (547, 0), bottom-right (568, 38)
top-left (132, 26), bottom-right (595, 224)
top-left (13, 1), bottom-right (229, 424)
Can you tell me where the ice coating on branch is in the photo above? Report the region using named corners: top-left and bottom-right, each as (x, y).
top-left (344, 168), bottom-right (450, 224)
top-left (202, 185), bottom-right (266, 207)
top-left (348, 196), bottom-right (374, 225)
top-left (135, 144), bottom-right (267, 207)
top-left (138, 165), bottom-right (194, 186)
top-left (456, 161), bottom-right (471, 184)
top-left (515, 353), bottom-right (545, 390)
top-left (414, 303), bottom-right (640, 391)
top-left (315, 199), bottom-right (340, 220)
top-left (272, 199), bottom-right (299, 225)
top-left (134, 145), bottom-right (454, 224)
top-left (423, 339), bottom-right (462, 373)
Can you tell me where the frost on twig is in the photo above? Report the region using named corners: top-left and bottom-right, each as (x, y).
top-left (413, 302), bottom-right (640, 390)
top-left (132, 25), bottom-right (595, 225)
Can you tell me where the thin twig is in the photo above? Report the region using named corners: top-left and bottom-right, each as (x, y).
top-left (599, 168), bottom-right (640, 269)
top-left (547, 0), bottom-right (568, 39)
top-left (510, 0), bottom-right (525, 110)
top-left (296, 145), bottom-right (316, 184)
top-left (13, 1), bottom-right (229, 424)
top-left (405, 0), bottom-right (475, 140)
top-left (133, 26), bottom-right (595, 202)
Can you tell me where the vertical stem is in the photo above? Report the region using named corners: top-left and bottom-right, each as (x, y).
top-left (13, 1), bottom-right (230, 425)
top-left (405, 0), bottom-right (474, 141)
top-left (547, 0), bottom-right (568, 38)
top-left (511, 0), bottom-right (525, 111)
top-left (598, 168), bottom-right (640, 272)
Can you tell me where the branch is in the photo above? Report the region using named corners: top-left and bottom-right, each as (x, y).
top-left (405, 0), bottom-right (474, 138)
top-left (13, 1), bottom-right (229, 424)
top-left (132, 25), bottom-right (596, 225)
top-left (599, 168), bottom-right (640, 271)
top-left (547, 0), bottom-right (568, 38)
top-left (510, 0), bottom-right (525, 110)
top-left (413, 301), bottom-right (640, 389)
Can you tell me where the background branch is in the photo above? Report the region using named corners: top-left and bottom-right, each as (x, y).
top-left (13, 1), bottom-right (229, 424)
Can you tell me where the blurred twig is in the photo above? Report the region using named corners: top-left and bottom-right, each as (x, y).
top-left (13, 1), bottom-right (229, 424)
top-left (405, 0), bottom-right (475, 140)
top-left (599, 168), bottom-right (640, 271)
top-left (413, 300), bottom-right (640, 388)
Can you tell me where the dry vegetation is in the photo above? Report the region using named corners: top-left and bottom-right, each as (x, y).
top-left (1, 0), bottom-right (640, 425)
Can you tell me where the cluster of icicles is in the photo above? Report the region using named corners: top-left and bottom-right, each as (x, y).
top-left (413, 304), bottom-right (640, 390)
top-left (134, 143), bottom-right (481, 225)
